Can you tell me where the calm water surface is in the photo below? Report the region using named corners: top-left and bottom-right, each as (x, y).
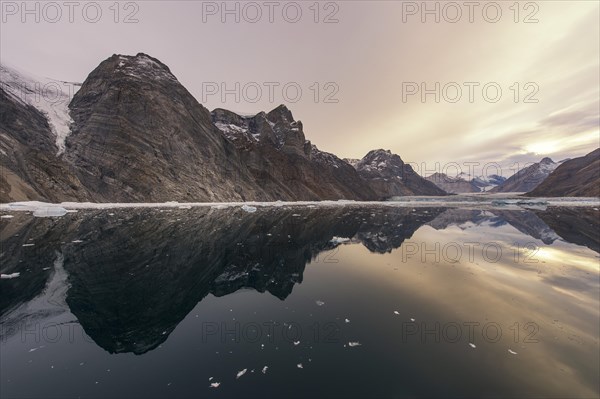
top-left (1, 205), bottom-right (599, 398)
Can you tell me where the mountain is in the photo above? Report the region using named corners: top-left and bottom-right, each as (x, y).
top-left (526, 149), bottom-right (599, 197)
top-left (352, 150), bottom-right (447, 198)
top-left (425, 172), bottom-right (480, 193)
top-left (491, 157), bottom-right (558, 193)
top-left (211, 106), bottom-right (376, 200)
top-left (425, 172), bottom-right (506, 194)
top-left (471, 174), bottom-right (506, 191)
top-left (2, 54), bottom-right (448, 203)
top-left (64, 53), bottom-right (275, 202)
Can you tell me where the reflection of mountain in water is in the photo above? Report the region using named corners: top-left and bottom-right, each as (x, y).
top-left (534, 207), bottom-right (600, 253)
top-left (0, 206), bottom-right (443, 354)
top-left (1, 205), bottom-right (598, 355)
top-left (427, 209), bottom-right (561, 245)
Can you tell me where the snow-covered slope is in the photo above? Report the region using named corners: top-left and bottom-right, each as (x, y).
top-left (0, 63), bottom-right (79, 155)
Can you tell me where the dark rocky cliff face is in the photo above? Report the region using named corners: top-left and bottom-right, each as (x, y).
top-left (212, 106), bottom-right (377, 200)
top-left (353, 150), bottom-right (447, 198)
top-left (64, 53), bottom-right (271, 202)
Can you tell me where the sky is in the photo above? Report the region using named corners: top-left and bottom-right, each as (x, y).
top-left (1, 0), bottom-right (598, 177)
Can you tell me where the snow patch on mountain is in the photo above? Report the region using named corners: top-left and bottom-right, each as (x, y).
top-left (115, 54), bottom-right (178, 82)
top-left (0, 63), bottom-right (78, 155)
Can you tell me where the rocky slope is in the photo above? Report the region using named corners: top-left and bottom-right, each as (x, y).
top-left (491, 157), bottom-right (558, 193)
top-left (211, 106), bottom-right (376, 200)
top-left (64, 53), bottom-right (273, 202)
top-left (526, 149), bottom-right (599, 197)
top-left (352, 150), bottom-right (447, 198)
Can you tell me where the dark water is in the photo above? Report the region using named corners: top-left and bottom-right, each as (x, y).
top-left (1, 205), bottom-right (599, 398)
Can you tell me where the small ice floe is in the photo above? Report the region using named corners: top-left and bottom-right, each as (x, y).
top-left (293, 341), bottom-right (300, 346)
top-left (330, 236), bottom-right (350, 244)
top-left (1, 273), bottom-right (20, 279)
top-left (241, 205), bottom-right (257, 213)
top-left (208, 377), bottom-right (213, 381)
top-left (0, 215), bottom-right (14, 219)
top-left (262, 366), bottom-right (268, 374)
top-left (348, 342), bottom-right (362, 347)
top-left (315, 300), bottom-right (325, 306)
top-left (236, 369), bottom-right (247, 379)
top-left (393, 311), bottom-right (399, 315)
top-left (33, 206), bottom-right (68, 218)
top-left (22, 244), bottom-right (35, 247)
top-left (178, 205), bottom-right (192, 209)
top-left (28, 345), bottom-right (44, 352)
top-left (410, 318), bottom-right (415, 322)
top-left (468, 343), bottom-right (476, 349)
top-left (508, 349), bottom-right (518, 355)
top-left (345, 319), bottom-right (350, 323)
top-left (292, 214), bottom-right (301, 217)
top-left (72, 240), bottom-right (83, 244)
top-left (210, 382), bottom-right (220, 388)
top-left (297, 363), bottom-right (303, 369)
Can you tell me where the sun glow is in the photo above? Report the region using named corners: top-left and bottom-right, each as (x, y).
top-left (524, 141), bottom-right (560, 155)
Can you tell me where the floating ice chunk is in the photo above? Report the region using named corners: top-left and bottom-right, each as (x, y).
top-left (28, 347), bottom-right (42, 352)
top-left (348, 342), bottom-right (362, 347)
top-left (345, 319), bottom-right (350, 323)
top-left (0, 215), bottom-right (14, 219)
top-left (508, 349), bottom-right (518, 355)
top-left (210, 382), bottom-right (220, 388)
top-left (208, 377), bottom-right (213, 381)
top-left (178, 205), bottom-right (192, 209)
top-left (293, 341), bottom-right (300, 346)
top-left (1, 273), bottom-right (20, 279)
top-left (22, 244), bottom-right (35, 247)
top-left (393, 311), bottom-right (399, 315)
top-left (262, 366), bottom-right (268, 374)
top-left (72, 240), bottom-right (83, 243)
top-left (33, 206), bottom-right (68, 218)
top-left (297, 363), bottom-right (303, 369)
top-left (410, 318), bottom-right (415, 322)
top-left (241, 205), bottom-right (257, 213)
top-left (236, 369), bottom-right (247, 379)
top-left (330, 236), bottom-right (350, 244)
top-left (469, 343), bottom-right (476, 349)
top-left (315, 300), bottom-right (325, 306)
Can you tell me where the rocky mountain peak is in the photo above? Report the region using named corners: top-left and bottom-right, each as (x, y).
top-left (267, 104), bottom-right (294, 125)
top-left (540, 157), bottom-right (555, 164)
top-left (91, 53), bottom-right (178, 84)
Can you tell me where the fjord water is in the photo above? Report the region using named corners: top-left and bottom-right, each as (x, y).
top-left (1, 206), bottom-right (598, 398)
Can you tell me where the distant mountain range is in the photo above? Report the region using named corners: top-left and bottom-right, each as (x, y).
top-left (0, 53), bottom-right (598, 202)
top-left (425, 172), bottom-right (506, 194)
